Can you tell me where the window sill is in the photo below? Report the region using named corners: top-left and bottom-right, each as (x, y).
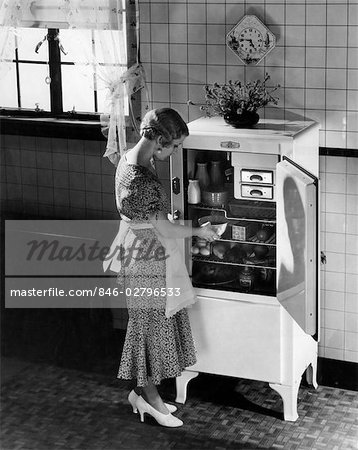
top-left (1, 115), bottom-right (105, 141)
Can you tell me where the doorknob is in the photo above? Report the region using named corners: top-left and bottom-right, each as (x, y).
top-left (172, 210), bottom-right (181, 220)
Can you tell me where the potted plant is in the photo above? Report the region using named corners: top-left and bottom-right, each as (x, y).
top-left (200, 73), bottom-right (280, 128)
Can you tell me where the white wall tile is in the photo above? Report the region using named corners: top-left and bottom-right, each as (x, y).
top-left (325, 347), bottom-right (344, 360)
top-left (348, 68), bottom-right (358, 90)
top-left (151, 3), bottom-right (169, 23)
top-left (306, 5), bottom-right (326, 26)
top-left (170, 83), bottom-right (188, 103)
top-left (306, 25), bottom-right (326, 46)
top-left (346, 273), bottom-right (358, 294)
top-left (327, 4), bottom-right (347, 26)
top-left (151, 64), bottom-right (170, 83)
top-left (346, 293), bottom-right (358, 313)
top-left (207, 3), bottom-right (226, 24)
top-left (207, 65), bottom-right (226, 84)
top-left (306, 68), bottom-right (325, 89)
top-left (346, 215), bottom-right (358, 235)
top-left (325, 212), bottom-right (346, 234)
top-left (188, 44), bottom-right (206, 64)
top-left (151, 24), bottom-right (169, 43)
top-left (284, 68), bottom-right (304, 88)
top-left (326, 193), bottom-right (346, 214)
top-left (305, 89), bottom-right (326, 110)
top-left (325, 251), bottom-right (346, 273)
top-left (326, 90), bottom-right (347, 111)
top-left (169, 3), bottom-right (187, 23)
top-left (348, 48), bottom-right (358, 70)
top-left (324, 290), bottom-right (345, 311)
top-left (151, 43), bottom-right (169, 63)
top-left (324, 328), bottom-right (344, 349)
top-left (324, 131), bottom-right (347, 149)
top-left (326, 69), bottom-right (346, 90)
top-left (325, 309), bottom-right (345, 330)
top-left (347, 175), bottom-right (358, 195)
top-left (347, 157), bottom-right (358, 175)
top-left (285, 47), bottom-right (305, 67)
top-left (285, 26), bottom-right (306, 47)
top-left (347, 90), bottom-right (358, 112)
top-left (207, 45), bottom-right (226, 65)
top-left (346, 133), bottom-right (358, 150)
top-left (324, 271), bottom-right (345, 292)
top-left (345, 312), bottom-right (358, 333)
top-left (170, 24), bottom-right (188, 44)
top-left (326, 156), bottom-right (347, 174)
top-left (347, 113), bottom-right (358, 134)
top-left (325, 175), bottom-right (347, 194)
top-left (152, 82), bottom-right (170, 102)
top-left (346, 254), bottom-right (358, 274)
top-left (327, 26), bottom-right (348, 47)
top-left (207, 25), bottom-right (226, 45)
top-left (325, 232), bottom-right (346, 253)
top-left (345, 331), bottom-right (358, 352)
top-left (305, 48), bottom-right (326, 68)
top-left (326, 47), bottom-right (347, 69)
top-left (344, 350), bottom-right (358, 363)
top-left (346, 196), bottom-right (358, 214)
top-left (346, 234), bottom-right (358, 255)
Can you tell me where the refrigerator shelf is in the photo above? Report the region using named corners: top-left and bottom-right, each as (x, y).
top-left (204, 237), bottom-right (276, 246)
top-left (188, 203), bottom-right (277, 223)
top-left (192, 255), bottom-right (276, 270)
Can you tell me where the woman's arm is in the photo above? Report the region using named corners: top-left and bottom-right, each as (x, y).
top-left (149, 211), bottom-right (219, 241)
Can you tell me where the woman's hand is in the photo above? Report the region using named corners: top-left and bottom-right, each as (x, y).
top-left (194, 225), bottom-right (219, 242)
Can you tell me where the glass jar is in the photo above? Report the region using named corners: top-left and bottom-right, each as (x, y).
top-left (209, 160), bottom-right (224, 188)
top-left (188, 179), bottom-right (201, 204)
top-left (238, 266), bottom-right (255, 292)
top-left (195, 162), bottom-right (210, 190)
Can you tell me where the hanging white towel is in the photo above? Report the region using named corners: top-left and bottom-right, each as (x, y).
top-left (103, 216), bottom-right (196, 318)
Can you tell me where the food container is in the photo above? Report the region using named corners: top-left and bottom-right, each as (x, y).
top-left (201, 189), bottom-right (228, 207)
top-left (198, 215), bottom-right (228, 237)
top-left (238, 266), bottom-right (255, 292)
top-left (230, 221), bottom-right (259, 241)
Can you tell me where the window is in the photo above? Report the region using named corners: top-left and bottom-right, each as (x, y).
top-left (0, 1), bottom-right (135, 119)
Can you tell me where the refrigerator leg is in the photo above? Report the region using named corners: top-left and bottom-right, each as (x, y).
top-left (305, 360), bottom-right (318, 389)
top-left (175, 370), bottom-right (199, 404)
top-left (269, 382), bottom-right (300, 422)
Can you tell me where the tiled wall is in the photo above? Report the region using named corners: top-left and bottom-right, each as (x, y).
top-left (320, 155), bottom-right (358, 363)
top-left (138, 0), bottom-right (358, 363)
top-left (1, 134), bottom-right (117, 220)
top-left (139, 0), bottom-right (358, 150)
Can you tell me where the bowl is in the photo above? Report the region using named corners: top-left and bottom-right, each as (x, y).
top-left (198, 215), bottom-right (228, 237)
top-left (202, 189), bottom-right (228, 207)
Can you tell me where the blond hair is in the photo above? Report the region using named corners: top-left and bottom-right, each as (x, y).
top-left (140, 108), bottom-right (189, 147)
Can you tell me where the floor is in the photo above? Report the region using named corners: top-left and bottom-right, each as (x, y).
top-left (1, 357), bottom-right (357, 450)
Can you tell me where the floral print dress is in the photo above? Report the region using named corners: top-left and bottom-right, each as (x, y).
top-left (115, 156), bottom-right (197, 387)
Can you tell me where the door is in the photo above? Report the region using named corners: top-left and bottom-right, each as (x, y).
top-left (276, 156), bottom-right (318, 336)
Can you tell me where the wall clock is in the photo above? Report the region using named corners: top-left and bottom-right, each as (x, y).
top-left (227, 15), bottom-right (276, 65)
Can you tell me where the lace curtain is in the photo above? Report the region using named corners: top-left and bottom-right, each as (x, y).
top-left (0, 0), bottom-right (32, 79)
top-left (0, 0), bottom-right (148, 166)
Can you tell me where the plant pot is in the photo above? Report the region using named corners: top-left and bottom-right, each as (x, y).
top-left (224, 111), bottom-right (260, 128)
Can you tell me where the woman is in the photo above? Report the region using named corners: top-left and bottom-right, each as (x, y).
top-left (109, 108), bottom-right (218, 427)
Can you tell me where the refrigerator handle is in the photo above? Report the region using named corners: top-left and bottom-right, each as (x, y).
top-left (172, 177), bottom-right (181, 195)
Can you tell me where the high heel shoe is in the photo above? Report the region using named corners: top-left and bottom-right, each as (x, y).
top-left (128, 390), bottom-right (177, 414)
top-left (136, 395), bottom-right (183, 428)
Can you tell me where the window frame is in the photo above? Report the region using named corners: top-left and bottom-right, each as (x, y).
top-left (0, 0), bottom-right (140, 140)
